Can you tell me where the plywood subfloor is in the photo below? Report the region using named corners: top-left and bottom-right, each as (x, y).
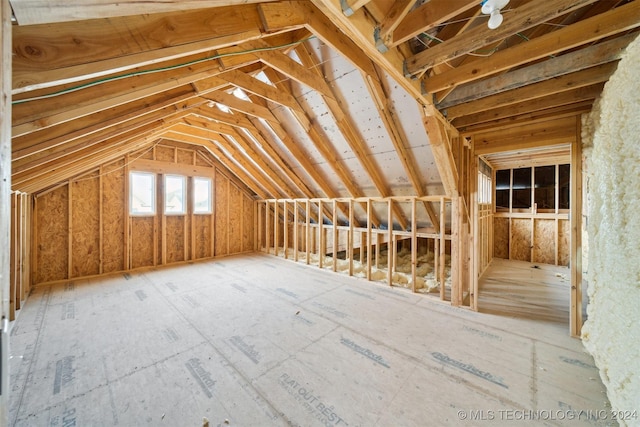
top-left (10, 254), bottom-right (611, 426)
top-left (478, 259), bottom-right (572, 324)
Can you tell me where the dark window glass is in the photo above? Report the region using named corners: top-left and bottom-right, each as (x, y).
top-left (559, 164), bottom-right (570, 209)
top-left (512, 167), bottom-right (532, 209)
top-left (534, 165), bottom-right (556, 209)
top-left (495, 169), bottom-right (510, 209)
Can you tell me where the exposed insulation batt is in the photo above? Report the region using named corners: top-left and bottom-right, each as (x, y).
top-left (581, 34), bottom-right (640, 426)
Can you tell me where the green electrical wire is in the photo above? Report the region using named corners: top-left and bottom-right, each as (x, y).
top-left (13, 36), bottom-right (316, 105)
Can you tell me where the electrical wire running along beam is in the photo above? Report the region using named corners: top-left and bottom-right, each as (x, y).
top-left (12, 37), bottom-right (316, 106)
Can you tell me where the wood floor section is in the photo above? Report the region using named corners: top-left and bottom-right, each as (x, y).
top-left (9, 254), bottom-right (611, 426)
top-left (478, 258), bottom-right (571, 324)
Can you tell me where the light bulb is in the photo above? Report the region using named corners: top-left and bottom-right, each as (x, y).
top-left (488, 9), bottom-right (503, 29)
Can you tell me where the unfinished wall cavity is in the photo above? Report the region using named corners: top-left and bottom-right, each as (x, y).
top-left (581, 34), bottom-right (640, 424)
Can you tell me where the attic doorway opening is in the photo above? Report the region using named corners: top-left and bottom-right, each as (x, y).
top-left (474, 143), bottom-right (584, 336)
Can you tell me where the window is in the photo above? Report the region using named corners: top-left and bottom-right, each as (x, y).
top-left (164, 175), bottom-right (186, 215)
top-left (534, 165), bottom-right (556, 210)
top-left (130, 172), bottom-right (156, 215)
top-left (495, 169), bottom-right (510, 210)
top-left (495, 164), bottom-right (570, 212)
top-left (193, 177), bottom-right (212, 214)
top-left (512, 167), bottom-right (532, 209)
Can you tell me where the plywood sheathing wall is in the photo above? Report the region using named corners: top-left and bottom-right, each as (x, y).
top-left (493, 217), bottom-right (570, 266)
top-left (32, 143), bottom-right (255, 285)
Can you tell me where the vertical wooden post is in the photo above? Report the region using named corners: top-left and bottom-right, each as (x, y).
top-left (439, 197), bottom-right (446, 301)
top-left (332, 200), bottom-right (338, 272)
top-left (190, 177), bottom-right (196, 259)
top-left (450, 197), bottom-right (460, 306)
top-left (99, 166), bottom-right (104, 274)
top-left (0, 0), bottom-right (12, 416)
top-left (294, 200), bottom-right (299, 261)
top-left (283, 200), bottom-right (289, 259)
top-left (318, 200), bottom-right (323, 268)
top-left (306, 200), bottom-right (311, 265)
top-left (411, 197), bottom-right (417, 293)
top-left (366, 199), bottom-right (372, 281)
top-left (9, 193), bottom-right (16, 319)
top-left (214, 168), bottom-right (219, 258)
top-left (265, 201), bottom-right (270, 255)
top-left (274, 200), bottom-right (279, 256)
top-left (68, 181), bottom-right (73, 278)
top-left (471, 157), bottom-right (480, 311)
top-left (122, 154), bottom-right (131, 270)
top-left (226, 179), bottom-right (230, 255)
top-left (387, 199), bottom-right (393, 287)
top-left (348, 199), bottom-right (354, 276)
top-left (570, 124), bottom-right (583, 337)
top-left (160, 175), bottom-right (167, 265)
top-left (555, 164), bottom-right (560, 266)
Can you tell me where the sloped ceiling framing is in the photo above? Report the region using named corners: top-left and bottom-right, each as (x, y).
top-left (9, 0), bottom-right (640, 229)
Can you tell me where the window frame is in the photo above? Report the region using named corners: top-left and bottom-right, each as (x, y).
top-left (129, 171), bottom-right (157, 216)
top-left (164, 174), bottom-right (187, 215)
top-left (193, 176), bottom-right (213, 215)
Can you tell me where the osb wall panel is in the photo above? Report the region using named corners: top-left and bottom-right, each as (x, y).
top-left (102, 160), bottom-right (125, 273)
top-left (194, 215), bottom-right (212, 259)
top-left (533, 219), bottom-right (556, 265)
top-left (71, 173), bottom-right (100, 277)
top-left (558, 219), bottom-right (570, 267)
top-left (155, 145), bottom-right (175, 162)
top-left (215, 175), bottom-right (229, 256)
top-left (196, 152), bottom-right (212, 167)
top-left (177, 149), bottom-right (194, 165)
top-left (36, 186), bottom-right (68, 283)
top-left (493, 217), bottom-right (509, 260)
top-left (166, 215), bottom-right (185, 263)
top-left (228, 184), bottom-right (242, 254)
top-left (131, 217), bottom-right (154, 269)
top-left (131, 147), bottom-right (154, 160)
top-left (243, 195), bottom-right (254, 251)
top-left (511, 218), bottom-right (532, 262)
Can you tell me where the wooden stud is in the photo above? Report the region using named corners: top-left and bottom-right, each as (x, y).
top-left (283, 200), bottom-right (289, 259)
top-left (411, 197), bottom-right (417, 293)
top-left (388, 199), bottom-right (393, 287)
top-left (9, 193), bottom-right (16, 319)
top-left (306, 200), bottom-right (311, 265)
top-left (124, 155), bottom-right (131, 269)
top-left (211, 167), bottom-right (216, 257)
top-left (366, 199), bottom-right (372, 281)
top-left (294, 200), bottom-right (299, 262)
top-left (332, 200), bottom-right (338, 273)
top-left (274, 199), bottom-right (279, 256)
top-left (439, 198), bottom-right (446, 301)
top-left (68, 181), bottom-right (73, 278)
top-left (226, 178), bottom-right (231, 255)
top-left (348, 199), bottom-right (354, 276)
top-left (318, 200), bottom-right (323, 268)
top-left (265, 201), bottom-right (270, 255)
top-left (570, 121), bottom-right (583, 337)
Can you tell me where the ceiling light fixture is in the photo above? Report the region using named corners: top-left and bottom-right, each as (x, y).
top-left (481, 0), bottom-right (509, 30)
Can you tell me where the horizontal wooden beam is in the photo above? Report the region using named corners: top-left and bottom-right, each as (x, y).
top-left (453, 83), bottom-right (603, 129)
top-left (405, 0), bottom-right (598, 76)
top-left (437, 33), bottom-right (633, 109)
top-left (422, 1), bottom-right (640, 93)
top-left (10, 0), bottom-right (280, 25)
top-left (12, 5), bottom-right (264, 93)
top-left (473, 117), bottom-right (577, 155)
top-left (389, 0), bottom-right (477, 48)
top-left (444, 62), bottom-right (617, 119)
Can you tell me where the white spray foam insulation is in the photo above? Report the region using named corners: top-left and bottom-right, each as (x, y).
top-left (581, 34), bottom-right (640, 426)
